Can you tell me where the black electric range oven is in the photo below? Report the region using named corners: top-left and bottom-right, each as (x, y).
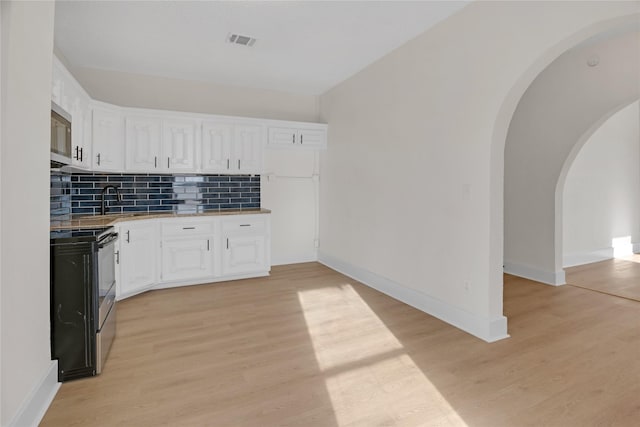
top-left (50, 226), bottom-right (118, 381)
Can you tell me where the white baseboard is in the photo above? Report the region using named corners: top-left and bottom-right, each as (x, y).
top-left (271, 251), bottom-right (318, 266)
top-left (563, 247), bottom-right (613, 268)
top-left (8, 361), bottom-right (60, 427)
top-left (503, 261), bottom-right (565, 286)
top-left (563, 242), bottom-right (640, 268)
top-left (318, 252), bottom-right (509, 343)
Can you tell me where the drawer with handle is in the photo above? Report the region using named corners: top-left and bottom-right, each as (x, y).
top-left (221, 216), bottom-right (267, 233)
top-left (161, 220), bottom-right (215, 237)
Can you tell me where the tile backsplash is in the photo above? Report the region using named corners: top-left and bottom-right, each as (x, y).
top-left (51, 171), bottom-right (72, 223)
top-left (64, 173), bottom-right (260, 216)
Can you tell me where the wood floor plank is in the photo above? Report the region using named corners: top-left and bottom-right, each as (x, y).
top-left (565, 254), bottom-right (640, 301)
top-left (41, 263), bottom-right (640, 427)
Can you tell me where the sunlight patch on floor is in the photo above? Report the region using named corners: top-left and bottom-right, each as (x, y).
top-left (297, 283), bottom-right (467, 426)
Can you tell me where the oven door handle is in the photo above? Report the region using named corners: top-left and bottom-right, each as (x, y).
top-left (98, 233), bottom-right (119, 248)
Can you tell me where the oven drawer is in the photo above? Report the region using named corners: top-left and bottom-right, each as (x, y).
top-left (96, 303), bottom-right (116, 374)
top-left (98, 283), bottom-right (116, 330)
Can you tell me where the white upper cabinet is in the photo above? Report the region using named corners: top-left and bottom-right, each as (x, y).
top-left (234, 125), bottom-right (263, 174)
top-left (201, 122), bottom-right (232, 172)
top-left (125, 116), bottom-right (198, 173)
top-left (92, 107), bottom-right (125, 171)
top-left (53, 56), bottom-right (326, 173)
top-left (126, 116), bottom-right (162, 172)
top-left (69, 97), bottom-right (92, 169)
top-left (52, 57), bottom-right (92, 169)
top-left (163, 118), bottom-right (198, 172)
top-left (267, 124), bottom-right (327, 150)
top-left (201, 121), bottom-right (264, 174)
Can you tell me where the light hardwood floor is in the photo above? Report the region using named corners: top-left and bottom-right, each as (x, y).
top-left (41, 263), bottom-right (640, 427)
top-left (565, 254), bottom-right (640, 302)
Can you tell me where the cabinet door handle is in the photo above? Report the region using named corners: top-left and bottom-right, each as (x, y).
top-left (207, 239), bottom-right (210, 251)
top-left (96, 153), bottom-right (101, 166)
top-left (115, 250), bottom-right (120, 264)
top-left (292, 133), bottom-right (295, 144)
top-left (154, 156), bottom-right (157, 168)
top-left (79, 147), bottom-right (83, 162)
top-left (301, 134), bottom-right (303, 144)
top-left (240, 224), bottom-right (251, 227)
top-left (226, 238), bottom-right (229, 249)
top-left (182, 227), bottom-right (196, 230)
top-left (238, 159), bottom-right (241, 169)
top-left (227, 159), bottom-right (230, 169)
top-left (74, 146), bottom-right (79, 160)
top-left (126, 230), bottom-right (130, 243)
top-left (167, 157), bottom-right (170, 168)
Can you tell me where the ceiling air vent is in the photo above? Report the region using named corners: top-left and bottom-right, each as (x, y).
top-left (226, 33), bottom-right (256, 47)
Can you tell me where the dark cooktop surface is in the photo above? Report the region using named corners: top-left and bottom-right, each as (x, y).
top-left (50, 226), bottom-right (115, 244)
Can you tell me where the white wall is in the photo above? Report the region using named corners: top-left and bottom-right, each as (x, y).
top-left (563, 101), bottom-right (640, 266)
top-left (262, 149), bottom-right (320, 265)
top-left (67, 66), bottom-right (320, 122)
top-left (1, 2), bottom-right (58, 426)
top-left (504, 30), bottom-right (639, 284)
top-left (319, 1), bottom-right (639, 342)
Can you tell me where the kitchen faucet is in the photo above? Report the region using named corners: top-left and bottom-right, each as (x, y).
top-left (100, 185), bottom-right (122, 215)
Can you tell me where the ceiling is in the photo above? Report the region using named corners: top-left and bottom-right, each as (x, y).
top-left (54, 1), bottom-right (469, 96)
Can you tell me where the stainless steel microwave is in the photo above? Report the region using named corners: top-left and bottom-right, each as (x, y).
top-left (51, 101), bottom-right (72, 166)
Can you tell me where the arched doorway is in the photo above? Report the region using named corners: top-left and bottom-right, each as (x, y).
top-left (489, 14), bottom-right (639, 323)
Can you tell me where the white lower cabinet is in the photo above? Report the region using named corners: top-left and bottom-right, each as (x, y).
top-left (116, 214), bottom-right (270, 300)
top-left (160, 219), bottom-right (216, 283)
top-left (223, 235), bottom-right (267, 276)
top-left (221, 215), bottom-right (270, 276)
top-left (162, 238), bottom-right (216, 282)
top-left (117, 220), bottom-right (158, 299)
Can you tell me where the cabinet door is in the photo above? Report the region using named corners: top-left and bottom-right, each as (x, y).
top-left (118, 222), bottom-right (158, 298)
top-left (234, 125), bottom-right (263, 174)
top-left (163, 119), bottom-right (197, 172)
top-left (222, 234), bottom-right (267, 276)
top-left (161, 237), bottom-right (214, 282)
top-left (70, 99), bottom-right (89, 168)
top-left (126, 116), bottom-right (162, 172)
top-left (201, 122), bottom-right (232, 173)
top-left (298, 129), bottom-right (326, 148)
top-left (81, 106), bottom-right (93, 169)
top-left (92, 109), bottom-right (125, 171)
top-left (268, 127), bottom-right (297, 147)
